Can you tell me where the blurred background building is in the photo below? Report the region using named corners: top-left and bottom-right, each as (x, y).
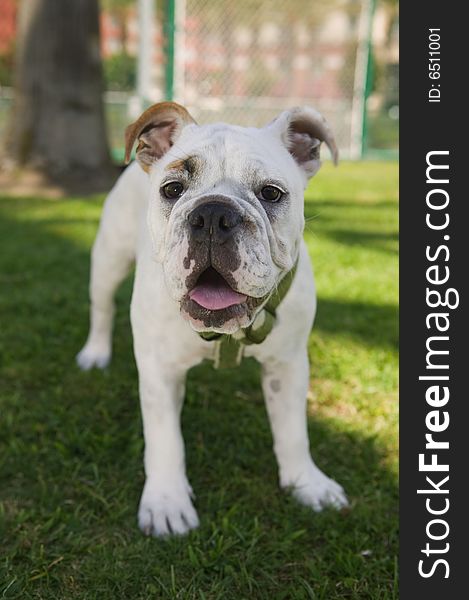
top-left (0, 0), bottom-right (398, 163)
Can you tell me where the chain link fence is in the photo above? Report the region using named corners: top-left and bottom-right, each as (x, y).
top-left (0, 0), bottom-right (398, 163)
top-left (181, 0), bottom-right (398, 159)
top-left (177, 0), bottom-right (360, 156)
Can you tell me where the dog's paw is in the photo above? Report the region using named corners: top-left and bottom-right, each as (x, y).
top-left (76, 341), bottom-right (111, 371)
top-left (138, 479), bottom-right (199, 537)
top-left (284, 465), bottom-right (349, 512)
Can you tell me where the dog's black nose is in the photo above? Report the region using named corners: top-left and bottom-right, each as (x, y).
top-left (188, 202), bottom-right (243, 243)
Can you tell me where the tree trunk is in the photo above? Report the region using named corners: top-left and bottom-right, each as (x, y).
top-left (2, 0), bottom-right (115, 191)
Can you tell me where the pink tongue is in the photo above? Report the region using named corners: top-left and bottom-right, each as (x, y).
top-left (189, 271), bottom-right (247, 310)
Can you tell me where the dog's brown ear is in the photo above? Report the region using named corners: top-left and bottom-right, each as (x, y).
top-left (124, 102), bottom-right (196, 172)
top-left (267, 106), bottom-right (338, 179)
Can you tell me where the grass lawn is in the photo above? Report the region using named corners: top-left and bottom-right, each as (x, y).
top-left (0, 162), bottom-right (398, 599)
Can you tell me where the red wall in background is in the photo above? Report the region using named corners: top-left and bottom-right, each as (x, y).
top-left (0, 0), bottom-right (17, 54)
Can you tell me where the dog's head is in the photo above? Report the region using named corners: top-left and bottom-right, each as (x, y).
top-left (125, 102), bottom-right (337, 334)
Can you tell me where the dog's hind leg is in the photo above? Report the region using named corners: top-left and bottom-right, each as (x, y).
top-left (77, 165), bottom-right (144, 370)
top-left (76, 233), bottom-right (134, 370)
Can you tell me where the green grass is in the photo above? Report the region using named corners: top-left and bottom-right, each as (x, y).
top-left (0, 162), bottom-right (398, 599)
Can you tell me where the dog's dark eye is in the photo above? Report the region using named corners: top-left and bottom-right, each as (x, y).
top-left (259, 185), bottom-right (284, 203)
top-left (162, 181), bottom-right (184, 200)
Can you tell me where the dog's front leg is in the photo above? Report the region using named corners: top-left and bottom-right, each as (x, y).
top-left (136, 360), bottom-right (199, 537)
top-left (261, 351), bottom-right (348, 511)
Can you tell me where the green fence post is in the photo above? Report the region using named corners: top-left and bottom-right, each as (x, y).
top-left (361, 0), bottom-right (377, 158)
top-left (165, 0), bottom-right (176, 101)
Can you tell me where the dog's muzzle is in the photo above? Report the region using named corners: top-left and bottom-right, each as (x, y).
top-left (184, 198), bottom-right (247, 313)
top-left (180, 197), bottom-right (259, 331)
top-left (187, 201), bottom-right (243, 245)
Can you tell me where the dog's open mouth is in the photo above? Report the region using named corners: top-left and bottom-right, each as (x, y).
top-left (181, 267), bottom-right (266, 332)
top-left (188, 267), bottom-right (247, 310)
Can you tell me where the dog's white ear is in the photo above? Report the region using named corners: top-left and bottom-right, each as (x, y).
top-left (267, 106), bottom-right (338, 179)
top-left (125, 102), bottom-right (196, 172)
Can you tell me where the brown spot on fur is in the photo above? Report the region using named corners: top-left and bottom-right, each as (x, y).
top-left (124, 101), bottom-right (195, 164)
top-left (166, 156), bottom-right (198, 176)
top-left (166, 158), bottom-right (187, 172)
top-left (270, 379), bottom-right (281, 393)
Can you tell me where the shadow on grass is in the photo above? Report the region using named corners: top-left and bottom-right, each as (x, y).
top-left (315, 298), bottom-right (398, 351)
top-left (0, 198), bottom-right (397, 598)
top-left (319, 230), bottom-right (398, 255)
top-left (304, 200), bottom-right (398, 256)
top-left (305, 199), bottom-right (396, 212)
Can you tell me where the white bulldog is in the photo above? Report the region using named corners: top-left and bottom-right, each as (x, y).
top-left (77, 102), bottom-right (348, 536)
